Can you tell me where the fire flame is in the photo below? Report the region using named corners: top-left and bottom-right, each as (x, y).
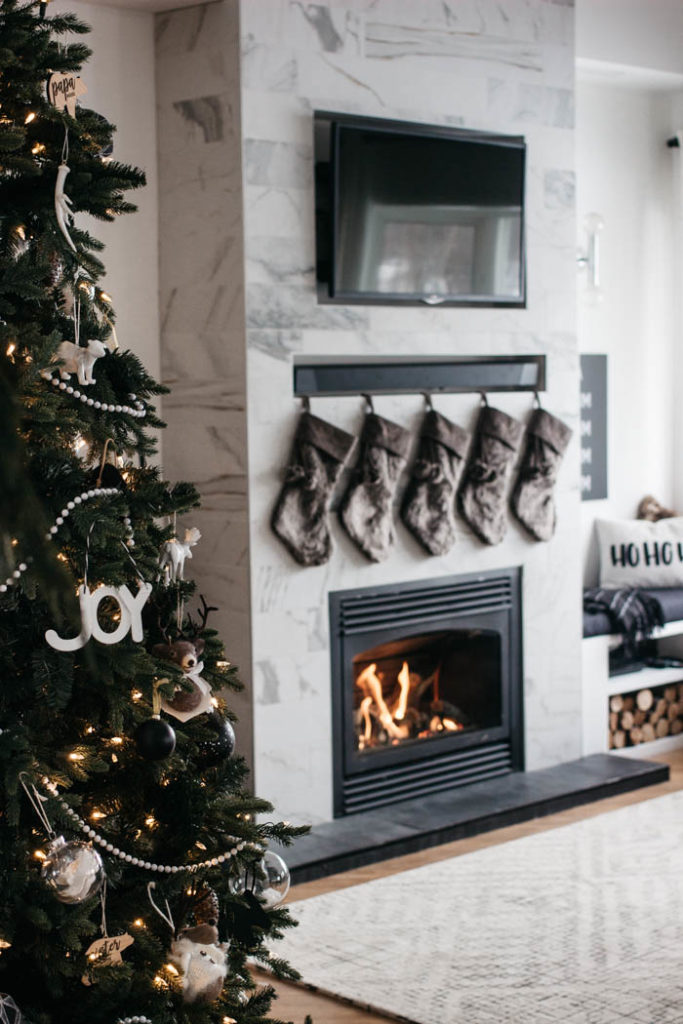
top-left (394, 661), bottom-right (410, 721)
top-left (355, 658), bottom-right (465, 750)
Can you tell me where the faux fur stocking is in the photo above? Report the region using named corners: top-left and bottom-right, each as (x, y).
top-left (271, 411), bottom-right (356, 566)
top-left (401, 409), bottom-right (471, 556)
top-left (339, 412), bottom-right (412, 562)
top-left (511, 407), bottom-right (572, 542)
top-left (457, 404), bottom-right (524, 545)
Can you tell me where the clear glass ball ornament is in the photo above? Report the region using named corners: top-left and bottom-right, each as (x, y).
top-left (0, 993), bottom-right (23, 1024)
top-left (41, 836), bottom-right (105, 904)
top-left (228, 850), bottom-right (290, 909)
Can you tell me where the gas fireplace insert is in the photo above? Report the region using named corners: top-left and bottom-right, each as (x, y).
top-left (330, 569), bottom-right (523, 816)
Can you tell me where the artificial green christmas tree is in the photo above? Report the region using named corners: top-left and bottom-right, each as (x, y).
top-left (0, 3), bottom-right (306, 1021)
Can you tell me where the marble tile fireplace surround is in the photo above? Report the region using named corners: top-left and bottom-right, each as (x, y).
top-left (156, 0), bottom-right (582, 828)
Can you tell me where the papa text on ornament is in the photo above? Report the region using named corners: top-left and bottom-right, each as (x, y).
top-left (46, 71), bottom-right (87, 117)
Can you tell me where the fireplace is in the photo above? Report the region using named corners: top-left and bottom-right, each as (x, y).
top-left (330, 569), bottom-right (523, 816)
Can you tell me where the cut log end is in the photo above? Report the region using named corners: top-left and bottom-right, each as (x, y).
top-left (636, 689), bottom-right (654, 712)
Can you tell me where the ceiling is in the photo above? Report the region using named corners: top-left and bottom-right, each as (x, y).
top-left (577, 57), bottom-right (683, 91)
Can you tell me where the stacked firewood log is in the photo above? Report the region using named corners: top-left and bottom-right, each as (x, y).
top-left (608, 682), bottom-right (683, 749)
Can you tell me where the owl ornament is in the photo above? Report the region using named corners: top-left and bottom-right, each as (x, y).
top-left (169, 923), bottom-right (230, 1005)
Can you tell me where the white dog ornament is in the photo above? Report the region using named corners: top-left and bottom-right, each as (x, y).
top-left (43, 338), bottom-right (107, 386)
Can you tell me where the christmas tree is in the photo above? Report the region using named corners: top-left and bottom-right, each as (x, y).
top-left (0, 3), bottom-right (306, 1021)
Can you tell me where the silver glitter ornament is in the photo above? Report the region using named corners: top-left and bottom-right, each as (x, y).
top-left (0, 994), bottom-right (22, 1024)
top-left (41, 836), bottom-right (105, 904)
top-left (228, 850), bottom-right (290, 910)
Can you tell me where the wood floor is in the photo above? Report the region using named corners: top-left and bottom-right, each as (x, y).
top-left (255, 749), bottom-right (683, 1024)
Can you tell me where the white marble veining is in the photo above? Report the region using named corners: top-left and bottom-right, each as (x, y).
top-left (156, 0), bottom-right (254, 763)
top-left (156, 0), bottom-right (580, 825)
top-left (240, 0), bottom-right (579, 823)
top-left (278, 792), bottom-right (683, 1024)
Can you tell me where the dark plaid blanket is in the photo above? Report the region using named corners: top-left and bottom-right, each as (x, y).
top-left (583, 588), bottom-right (665, 653)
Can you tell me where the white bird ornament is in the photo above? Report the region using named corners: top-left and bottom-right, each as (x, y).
top-left (55, 162), bottom-right (77, 252)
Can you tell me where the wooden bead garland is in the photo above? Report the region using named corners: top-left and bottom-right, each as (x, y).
top-left (0, 487), bottom-right (134, 594)
top-left (45, 781), bottom-right (263, 874)
top-left (44, 372), bottom-right (146, 418)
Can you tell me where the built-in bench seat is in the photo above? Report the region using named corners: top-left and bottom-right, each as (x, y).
top-left (582, 587), bottom-right (683, 757)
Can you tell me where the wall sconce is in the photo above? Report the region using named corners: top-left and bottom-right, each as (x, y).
top-left (577, 212), bottom-right (605, 298)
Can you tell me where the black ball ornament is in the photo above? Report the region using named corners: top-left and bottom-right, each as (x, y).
top-left (196, 712), bottom-right (235, 767)
top-left (135, 715), bottom-right (176, 761)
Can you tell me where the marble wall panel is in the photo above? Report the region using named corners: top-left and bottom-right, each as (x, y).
top-left (239, 0), bottom-right (580, 824)
top-left (158, 0), bottom-right (581, 825)
top-left (156, 0), bottom-right (254, 765)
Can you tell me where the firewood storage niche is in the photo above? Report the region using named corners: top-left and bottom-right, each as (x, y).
top-left (330, 569), bottom-right (524, 816)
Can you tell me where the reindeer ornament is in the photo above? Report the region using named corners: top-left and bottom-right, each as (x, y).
top-left (159, 527), bottom-right (201, 582)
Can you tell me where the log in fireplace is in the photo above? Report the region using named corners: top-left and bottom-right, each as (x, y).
top-left (330, 568), bottom-right (524, 816)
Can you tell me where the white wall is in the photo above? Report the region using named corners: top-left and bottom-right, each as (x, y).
top-left (577, 81), bottom-right (680, 585)
top-left (52, 1), bottom-right (160, 381)
top-left (577, 0), bottom-right (683, 587)
top-left (669, 94), bottom-right (683, 515)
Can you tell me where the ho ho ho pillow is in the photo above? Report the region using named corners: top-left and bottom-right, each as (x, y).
top-left (596, 517), bottom-right (683, 589)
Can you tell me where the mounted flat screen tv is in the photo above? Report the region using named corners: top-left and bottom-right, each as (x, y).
top-left (314, 111), bottom-right (526, 307)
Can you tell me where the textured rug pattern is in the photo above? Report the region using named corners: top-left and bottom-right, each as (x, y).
top-left (278, 792), bottom-right (683, 1023)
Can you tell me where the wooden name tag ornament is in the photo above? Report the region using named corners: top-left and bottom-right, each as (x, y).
top-left (82, 932), bottom-right (134, 986)
top-left (46, 72), bottom-right (87, 117)
top-left (45, 582), bottom-right (152, 652)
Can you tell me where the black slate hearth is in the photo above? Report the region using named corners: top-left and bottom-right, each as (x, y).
top-left (287, 754), bottom-right (668, 883)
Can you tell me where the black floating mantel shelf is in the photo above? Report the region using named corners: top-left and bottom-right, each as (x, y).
top-left (293, 355), bottom-right (546, 399)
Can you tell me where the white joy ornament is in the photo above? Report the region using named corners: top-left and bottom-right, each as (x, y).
top-left (45, 582), bottom-right (152, 652)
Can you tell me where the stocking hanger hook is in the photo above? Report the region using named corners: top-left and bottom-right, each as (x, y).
top-left (422, 392), bottom-right (434, 410)
top-left (362, 393), bottom-right (375, 413)
top-left (479, 390), bottom-right (489, 407)
top-left (533, 390), bottom-right (543, 409)
top-left (301, 395), bottom-right (310, 413)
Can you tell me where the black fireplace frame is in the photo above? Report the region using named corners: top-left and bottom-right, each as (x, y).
top-left (329, 568), bottom-right (524, 816)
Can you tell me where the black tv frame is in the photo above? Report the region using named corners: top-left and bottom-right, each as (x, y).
top-left (314, 110), bottom-right (527, 309)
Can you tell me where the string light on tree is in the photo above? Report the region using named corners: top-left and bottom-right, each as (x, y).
top-left (0, 1), bottom-right (306, 1016)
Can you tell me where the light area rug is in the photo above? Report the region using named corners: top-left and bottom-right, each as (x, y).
top-left (276, 791), bottom-right (683, 1024)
